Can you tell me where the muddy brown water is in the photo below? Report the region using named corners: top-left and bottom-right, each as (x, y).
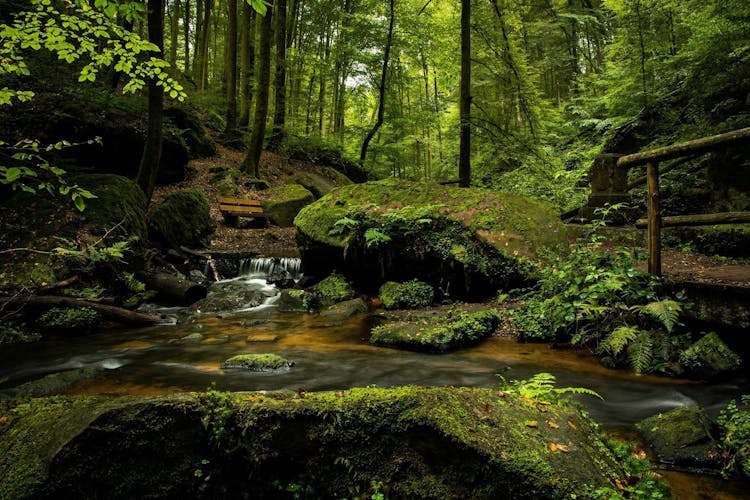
top-left (1, 266), bottom-right (748, 498)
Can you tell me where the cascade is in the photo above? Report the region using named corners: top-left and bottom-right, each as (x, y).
top-left (240, 257), bottom-right (303, 280)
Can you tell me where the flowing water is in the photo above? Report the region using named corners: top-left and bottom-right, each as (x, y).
top-left (1, 257), bottom-right (748, 497)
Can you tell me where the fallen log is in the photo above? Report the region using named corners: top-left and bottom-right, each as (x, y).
top-left (635, 211), bottom-right (750, 228)
top-left (136, 271), bottom-right (208, 306)
top-left (0, 295), bottom-right (176, 326)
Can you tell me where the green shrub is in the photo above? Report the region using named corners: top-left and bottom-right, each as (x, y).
top-left (37, 307), bottom-right (100, 333)
top-left (0, 322), bottom-right (41, 344)
top-left (717, 395), bottom-right (750, 479)
top-left (379, 280), bottom-right (434, 309)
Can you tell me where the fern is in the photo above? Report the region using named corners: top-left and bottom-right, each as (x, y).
top-left (601, 325), bottom-right (639, 356)
top-left (364, 228), bottom-right (392, 248)
top-left (638, 299), bottom-right (682, 333)
top-left (329, 216), bottom-right (360, 236)
top-left (627, 331), bottom-right (654, 374)
top-left (500, 372), bottom-right (602, 403)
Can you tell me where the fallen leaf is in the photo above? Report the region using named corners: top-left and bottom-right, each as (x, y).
top-left (549, 443), bottom-right (558, 452)
top-left (525, 420), bottom-right (539, 428)
top-left (567, 420), bottom-right (577, 430)
top-left (485, 403), bottom-right (493, 414)
top-left (557, 444), bottom-right (570, 453)
top-left (615, 479), bottom-right (625, 491)
top-left (547, 420), bottom-right (559, 429)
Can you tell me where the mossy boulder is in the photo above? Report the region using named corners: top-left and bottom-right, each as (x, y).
top-left (0, 367), bottom-right (101, 400)
top-left (636, 406), bottom-right (722, 470)
top-left (0, 174), bottom-right (147, 288)
top-left (679, 332), bottom-right (742, 380)
top-left (261, 184), bottom-right (315, 227)
top-left (320, 298), bottom-right (368, 319)
top-left (294, 179), bottom-right (569, 298)
top-left (306, 273), bottom-right (356, 309)
top-left (379, 280), bottom-right (434, 309)
top-left (277, 289), bottom-right (307, 312)
top-left (163, 106), bottom-right (217, 159)
top-left (208, 166), bottom-right (241, 197)
top-left (295, 168), bottom-right (352, 199)
top-left (221, 354), bottom-right (293, 371)
top-left (148, 189), bottom-right (214, 249)
top-left (0, 387), bottom-right (636, 498)
top-left (370, 310), bottom-right (500, 353)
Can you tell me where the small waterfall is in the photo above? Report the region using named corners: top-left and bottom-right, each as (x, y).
top-left (240, 257), bottom-right (303, 281)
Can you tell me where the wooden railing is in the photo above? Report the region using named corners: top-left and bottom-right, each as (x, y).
top-left (615, 127), bottom-right (750, 276)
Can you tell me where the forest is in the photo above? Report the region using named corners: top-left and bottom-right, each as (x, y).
top-left (1, 0), bottom-right (750, 498)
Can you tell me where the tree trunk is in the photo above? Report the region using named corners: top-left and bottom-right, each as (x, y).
top-left (458, 0), bottom-right (471, 187)
top-left (224, 0), bottom-right (238, 135)
top-left (198, 0), bottom-right (212, 90)
top-left (183, 0), bottom-right (190, 74)
top-left (269, 0), bottom-right (287, 148)
top-left (169, 0), bottom-right (179, 66)
top-left (238, 3), bottom-right (255, 127)
top-left (241, 1), bottom-right (274, 178)
top-left (318, 23), bottom-right (331, 137)
top-left (359, 0), bottom-right (394, 166)
top-left (136, 0), bottom-right (165, 203)
top-left (193, 0), bottom-right (202, 77)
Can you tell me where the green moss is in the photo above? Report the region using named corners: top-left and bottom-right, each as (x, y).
top-left (679, 332), bottom-right (741, 380)
top-left (379, 280), bottom-right (434, 309)
top-left (1, 387), bottom-right (633, 498)
top-left (261, 184), bottom-right (315, 227)
top-left (306, 273), bottom-right (356, 309)
top-left (221, 354), bottom-right (294, 371)
top-left (37, 307), bottom-right (100, 334)
top-left (208, 166), bottom-right (240, 197)
top-left (148, 189), bottom-right (214, 249)
top-left (636, 406), bottom-right (722, 469)
top-left (370, 310), bottom-right (500, 352)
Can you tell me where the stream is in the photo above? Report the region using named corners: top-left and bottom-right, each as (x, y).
top-left (1, 257), bottom-right (748, 498)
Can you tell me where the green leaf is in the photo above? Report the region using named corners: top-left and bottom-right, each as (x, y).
top-left (73, 194), bottom-right (86, 212)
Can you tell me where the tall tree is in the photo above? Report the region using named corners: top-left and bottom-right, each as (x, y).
top-left (183, 0), bottom-right (190, 74)
top-left (224, 0), bottom-right (238, 135)
top-left (359, 0), bottom-right (395, 166)
top-left (241, 1), bottom-right (274, 177)
top-left (269, 0), bottom-right (288, 147)
top-left (458, 0), bottom-right (471, 187)
top-left (137, 0), bottom-right (166, 203)
top-left (238, 2), bottom-right (256, 127)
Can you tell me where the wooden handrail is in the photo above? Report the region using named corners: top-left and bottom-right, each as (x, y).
top-left (635, 211), bottom-right (750, 229)
top-left (617, 127), bottom-right (750, 168)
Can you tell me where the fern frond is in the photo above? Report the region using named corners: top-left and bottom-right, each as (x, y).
top-left (638, 299), bottom-right (682, 333)
top-left (627, 331), bottom-right (653, 374)
top-left (553, 386), bottom-right (603, 400)
top-left (602, 325), bottom-right (639, 356)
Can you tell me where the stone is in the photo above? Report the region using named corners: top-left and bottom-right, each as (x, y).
top-left (379, 280), bottom-right (434, 309)
top-left (679, 332), bottom-right (742, 380)
top-left (295, 179), bottom-right (569, 298)
top-left (0, 387), bottom-right (642, 498)
top-left (181, 333), bottom-right (203, 342)
top-left (320, 298), bottom-right (367, 319)
top-left (148, 189), bottom-right (215, 250)
top-left (221, 353), bottom-right (293, 371)
top-left (261, 184), bottom-right (315, 227)
top-left (245, 334), bottom-right (280, 343)
top-left (636, 406), bottom-right (722, 470)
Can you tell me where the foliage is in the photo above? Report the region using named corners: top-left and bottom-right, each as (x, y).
top-left (37, 306), bottom-right (99, 333)
top-left (717, 395), bottom-right (750, 479)
top-left (590, 438), bottom-right (671, 500)
top-left (512, 210), bottom-right (688, 374)
top-left (378, 280), bottom-right (434, 309)
top-left (304, 273), bottom-right (356, 310)
top-left (497, 373), bottom-right (602, 406)
top-left (0, 322), bottom-right (41, 344)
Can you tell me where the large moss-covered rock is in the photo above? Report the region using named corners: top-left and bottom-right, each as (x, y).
top-left (295, 179), bottom-right (568, 298)
top-left (306, 273), bottom-right (356, 309)
top-left (0, 387), bottom-right (635, 498)
top-left (370, 310), bottom-right (500, 353)
top-left (163, 106), bottom-right (217, 159)
top-left (221, 353), bottom-right (293, 371)
top-left (379, 280), bottom-right (434, 309)
top-left (636, 406), bottom-right (722, 470)
top-left (262, 184), bottom-right (315, 227)
top-left (0, 174), bottom-right (147, 287)
top-left (148, 189), bottom-right (214, 249)
top-left (679, 332), bottom-right (742, 380)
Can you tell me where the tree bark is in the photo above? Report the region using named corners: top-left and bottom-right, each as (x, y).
top-left (646, 161), bottom-right (661, 276)
top-left (241, 1), bottom-right (274, 178)
top-left (183, 0), bottom-right (190, 74)
top-left (269, 0), bottom-right (288, 148)
top-left (136, 0), bottom-right (165, 203)
top-left (238, 3), bottom-right (256, 127)
top-left (458, 0), bottom-right (471, 187)
top-left (224, 0), bottom-right (238, 135)
top-left (359, 0), bottom-right (394, 166)
top-left (169, 0), bottom-right (179, 66)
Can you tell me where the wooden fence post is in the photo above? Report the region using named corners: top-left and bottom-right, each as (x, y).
top-left (646, 161), bottom-right (662, 276)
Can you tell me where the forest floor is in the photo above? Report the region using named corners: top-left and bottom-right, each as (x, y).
top-left (155, 142), bottom-right (750, 287)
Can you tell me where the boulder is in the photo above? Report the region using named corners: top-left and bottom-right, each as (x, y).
top-left (148, 189), bottom-right (214, 250)
top-left (261, 184), bottom-right (315, 227)
top-left (277, 289), bottom-right (308, 312)
top-left (208, 166), bottom-right (241, 197)
top-left (636, 406), bottom-right (722, 470)
top-left (295, 167), bottom-right (352, 199)
top-left (379, 280), bottom-right (434, 309)
top-left (679, 332), bottom-right (742, 380)
top-left (0, 367), bottom-right (101, 400)
top-left (306, 273), bottom-right (356, 309)
top-left (221, 353), bottom-right (293, 371)
top-left (370, 310), bottom-right (500, 353)
top-left (0, 174), bottom-right (147, 287)
top-left (295, 179), bottom-right (569, 298)
top-left (191, 281), bottom-right (273, 313)
top-left (0, 387), bottom-right (637, 498)
top-left (163, 106), bottom-right (217, 159)
top-left (320, 298), bottom-right (367, 319)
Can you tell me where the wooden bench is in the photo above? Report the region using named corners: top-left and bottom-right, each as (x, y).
top-left (218, 196), bottom-right (269, 227)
